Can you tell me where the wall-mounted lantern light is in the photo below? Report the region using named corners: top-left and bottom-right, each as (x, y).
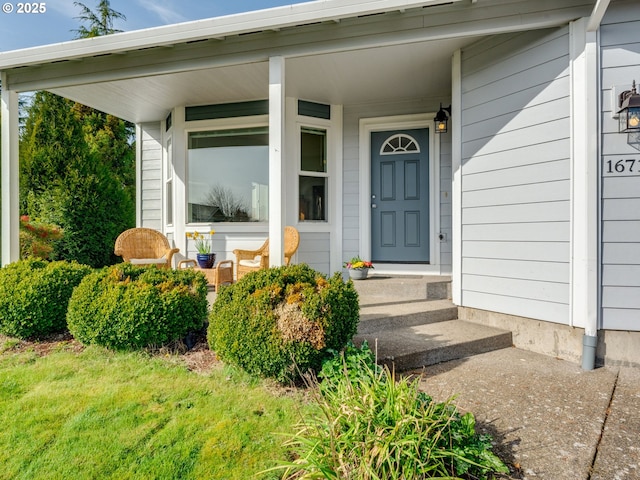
top-left (618, 80), bottom-right (640, 133)
top-left (434, 104), bottom-right (451, 134)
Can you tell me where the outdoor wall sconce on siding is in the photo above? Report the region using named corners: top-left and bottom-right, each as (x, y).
top-left (618, 80), bottom-right (640, 133)
top-left (434, 104), bottom-right (451, 134)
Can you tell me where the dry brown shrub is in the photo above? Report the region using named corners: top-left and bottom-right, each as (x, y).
top-left (275, 302), bottom-right (325, 350)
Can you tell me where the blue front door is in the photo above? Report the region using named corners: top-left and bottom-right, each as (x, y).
top-left (371, 129), bottom-right (430, 263)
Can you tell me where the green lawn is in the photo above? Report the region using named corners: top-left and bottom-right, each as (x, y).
top-left (0, 339), bottom-right (303, 479)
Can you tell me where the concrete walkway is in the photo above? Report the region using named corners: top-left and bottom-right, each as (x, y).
top-left (411, 348), bottom-right (639, 479)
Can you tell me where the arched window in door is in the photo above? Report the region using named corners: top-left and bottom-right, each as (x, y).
top-left (379, 133), bottom-right (420, 155)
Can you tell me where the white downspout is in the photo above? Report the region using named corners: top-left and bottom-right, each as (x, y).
top-left (570, 18), bottom-right (599, 371)
top-left (583, 0), bottom-right (611, 370)
top-left (572, 0), bottom-right (611, 370)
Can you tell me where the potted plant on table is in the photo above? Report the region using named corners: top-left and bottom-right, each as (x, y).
top-left (343, 256), bottom-right (374, 280)
top-left (187, 230), bottom-right (216, 268)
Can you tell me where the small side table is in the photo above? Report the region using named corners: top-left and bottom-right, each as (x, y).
top-left (178, 259), bottom-right (234, 291)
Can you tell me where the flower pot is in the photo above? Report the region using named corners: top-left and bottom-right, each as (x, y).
top-left (348, 268), bottom-right (369, 280)
top-left (196, 253), bottom-right (216, 269)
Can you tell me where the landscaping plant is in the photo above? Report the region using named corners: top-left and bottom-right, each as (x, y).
top-left (208, 264), bottom-right (359, 383)
top-left (273, 342), bottom-right (509, 479)
top-left (0, 259), bottom-right (92, 339)
top-left (19, 215), bottom-right (63, 260)
top-left (67, 263), bottom-right (208, 349)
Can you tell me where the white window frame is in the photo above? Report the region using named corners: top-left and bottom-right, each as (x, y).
top-left (298, 125), bottom-right (330, 223)
top-left (292, 113), bottom-right (336, 232)
top-left (164, 135), bottom-right (174, 227)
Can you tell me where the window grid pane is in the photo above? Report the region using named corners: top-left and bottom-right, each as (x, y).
top-left (299, 176), bottom-right (327, 221)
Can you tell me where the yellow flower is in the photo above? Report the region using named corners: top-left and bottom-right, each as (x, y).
top-left (188, 230), bottom-right (215, 254)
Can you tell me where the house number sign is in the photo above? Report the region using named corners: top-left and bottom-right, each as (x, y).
top-left (604, 158), bottom-right (640, 176)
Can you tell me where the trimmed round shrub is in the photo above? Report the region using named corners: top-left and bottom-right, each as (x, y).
top-left (0, 259), bottom-right (93, 339)
top-left (208, 264), bottom-right (359, 383)
top-left (67, 264), bottom-right (208, 349)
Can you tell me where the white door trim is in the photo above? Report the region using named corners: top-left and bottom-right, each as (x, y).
top-left (359, 114), bottom-right (441, 275)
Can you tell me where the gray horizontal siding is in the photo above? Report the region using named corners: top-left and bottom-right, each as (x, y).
top-left (600, 1), bottom-right (640, 331)
top-left (460, 27), bottom-right (571, 324)
top-left (140, 122), bottom-right (163, 230)
top-left (439, 133), bottom-right (452, 273)
top-left (297, 232), bottom-right (330, 275)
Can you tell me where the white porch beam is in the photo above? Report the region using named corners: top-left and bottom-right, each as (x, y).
top-left (587, 0), bottom-right (611, 32)
top-left (268, 56), bottom-right (285, 267)
top-left (569, 18), bottom-right (599, 370)
top-left (6, 1), bottom-right (594, 94)
top-left (1, 72), bottom-right (20, 266)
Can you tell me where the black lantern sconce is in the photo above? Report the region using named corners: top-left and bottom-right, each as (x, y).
top-left (434, 104), bottom-right (451, 134)
top-left (618, 80), bottom-right (640, 133)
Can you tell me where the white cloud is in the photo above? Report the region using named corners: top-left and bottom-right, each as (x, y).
top-left (135, 0), bottom-right (188, 24)
top-left (44, 0), bottom-right (80, 18)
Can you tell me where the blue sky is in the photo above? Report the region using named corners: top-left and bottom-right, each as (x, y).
top-left (0, 0), bottom-right (314, 52)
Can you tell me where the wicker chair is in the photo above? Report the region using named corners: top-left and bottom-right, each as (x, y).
top-left (114, 228), bottom-right (179, 269)
top-left (234, 226), bottom-right (300, 280)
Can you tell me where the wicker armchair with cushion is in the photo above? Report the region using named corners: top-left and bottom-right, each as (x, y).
top-left (233, 226), bottom-right (300, 280)
top-left (114, 228), bottom-right (179, 269)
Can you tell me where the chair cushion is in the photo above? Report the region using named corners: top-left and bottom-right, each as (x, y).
top-left (239, 257), bottom-right (262, 268)
top-left (130, 258), bottom-right (168, 265)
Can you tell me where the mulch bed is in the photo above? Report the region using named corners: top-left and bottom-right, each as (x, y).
top-left (0, 330), bottom-right (222, 375)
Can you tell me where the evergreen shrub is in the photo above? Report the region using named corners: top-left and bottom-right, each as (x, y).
top-left (208, 264), bottom-right (359, 383)
top-left (0, 259), bottom-right (92, 338)
top-left (67, 264), bottom-right (208, 349)
top-left (30, 167), bottom-right (135, 268)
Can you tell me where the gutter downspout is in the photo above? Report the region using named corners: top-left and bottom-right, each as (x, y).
top-left (581, 0), bottom-right (611, 371)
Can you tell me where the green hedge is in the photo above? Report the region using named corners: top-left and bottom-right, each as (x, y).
top-left (208, 264), bottom-right (359, 383)
top-left (0, 259), bottom-right (92, 339)
top-left (67, 264), bottom-right (208, 349)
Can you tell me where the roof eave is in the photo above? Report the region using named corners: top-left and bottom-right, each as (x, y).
top-left (0, 0), bottom-right (462, 70)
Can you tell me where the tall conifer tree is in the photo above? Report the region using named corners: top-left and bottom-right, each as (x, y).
top-left (19, 1), bottom-right (135, 267)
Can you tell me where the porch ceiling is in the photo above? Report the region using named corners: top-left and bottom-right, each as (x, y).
top-left (49, 37), bottom-right (473, 124)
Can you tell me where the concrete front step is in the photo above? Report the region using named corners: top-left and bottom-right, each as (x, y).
top-left (353, 275), bottom-right (452, 303)
top-left (358, 299), bottom-right (458, 334)
top-left (354, 320), bottom-right (513, 372)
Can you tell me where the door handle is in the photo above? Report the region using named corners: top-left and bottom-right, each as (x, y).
top-left (371, 203), bottom-right (377, 209)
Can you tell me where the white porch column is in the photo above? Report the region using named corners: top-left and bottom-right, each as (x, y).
top-left (570, 18), bottom-right (599, 370)
top-left (451, 50), bottom-right (463, 305)
top-left (172, 107), bottom-right (187, 254)
top-left (1, 72), bottom-right (20, 266)
top-left (268, 56), bottom-right (285, 266)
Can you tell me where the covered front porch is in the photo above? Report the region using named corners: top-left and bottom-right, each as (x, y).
top-left (1, 0), bottom-right (487, 277)
top-left (2, 0), bottom-right (597, 280)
